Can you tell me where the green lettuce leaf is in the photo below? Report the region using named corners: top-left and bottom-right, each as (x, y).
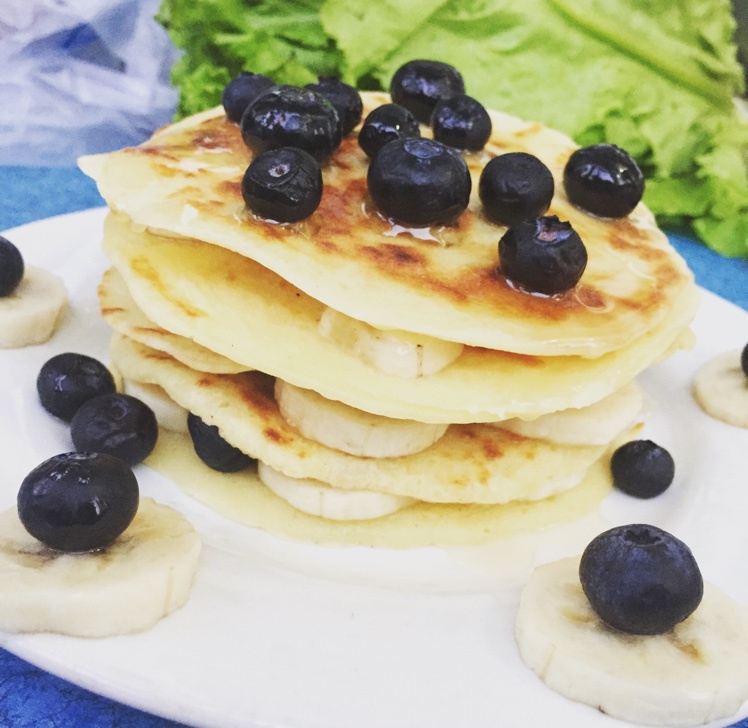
top-left (321, 0), bottom-right (748, 257)
top-left (157, 0), bottom-right (343, 118)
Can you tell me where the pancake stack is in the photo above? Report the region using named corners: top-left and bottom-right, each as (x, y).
top-left (79, 92), bottom-right (699, 548)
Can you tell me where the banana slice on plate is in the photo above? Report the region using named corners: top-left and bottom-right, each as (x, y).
top-left (0, 498), bottom-right (201, 637)
top-left (493, 381), bottom-right (643, 446)
top-left (515, 556), bottom-right (748, 726)
top-left (692, 350), bottom-right (748, 428)
top-left (258, 461), bottom-right (416, 521)
top-left (318, 307), bottom-right (463, 378)
top-left (0, 265), bottom-right (67, 348)
top-left (123, 378), bottom-right (189, 433)
top-left (275, 378), bottom-right (448, 457)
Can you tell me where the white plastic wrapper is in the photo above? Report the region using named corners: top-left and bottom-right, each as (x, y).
top-left (0, 0), bottom-right (180, 166)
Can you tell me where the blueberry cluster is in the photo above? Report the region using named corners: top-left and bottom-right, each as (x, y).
top-left (21, 353), bottom-right (156, 552)
top-left (37, 352), bottom-right (157, 467)
top-left (24, 349), bottom-right (256, 552)
top-left (225, 59), bottom-right (644, 298)
top-left (227, 74), bottom-right (363, 224)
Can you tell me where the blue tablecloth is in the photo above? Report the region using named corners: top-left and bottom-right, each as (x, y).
top-left (1, 165), bottom-right (747, 728)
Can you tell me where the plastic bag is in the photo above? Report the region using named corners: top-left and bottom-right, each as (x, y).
top-left (0, 0), bottom-right (179, 166)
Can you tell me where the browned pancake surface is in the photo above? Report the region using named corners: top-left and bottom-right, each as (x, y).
top-left (81, 94), bottom-right (694, 356)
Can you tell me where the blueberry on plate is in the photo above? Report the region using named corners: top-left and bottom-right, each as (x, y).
top-left (305, 77), bottom-right (363, 136)
top-left (390, 59), bottom-right (465, 124)
top-left (610, 439), bottom-right (675, 499)
top-left (498, 215), bottom-right (587, 295)
top-left (741, 341), bottom-right (748, 377)
top-left (70, 393), bottom-right (158, 466)
top-left (241, 85), bottom-right (342, 162)
top-left (242, 147), bottom-right (323, 223)
top-left (479, 152), bottom-right (555, 226)
top-left (367, 137), bottom-right (471, 227)
top-left (564, 143), bottom-right (644, 218)
top-left (187, 413), bottom-right (254, 472)
top-left (431, 94), bottom-right (491, 151)
top-left (222, 72), bottom-right (275, 124)
top-left (357, 103), bottom-right (421, 158)
top-left (579, 524), bottom-right (703, 635)
top-left (0, 235), bottom-right (24, 297)
top-left (17, 451), bottom-right (139, 552)
top-left (37, 352), bottom-right (117, 421)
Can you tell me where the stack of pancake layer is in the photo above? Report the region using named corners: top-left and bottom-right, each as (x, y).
top-left (79, 92), bottom-right (698, 548)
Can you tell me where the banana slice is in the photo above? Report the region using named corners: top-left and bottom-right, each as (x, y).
top-left (275, 379), bottom-right (448, 457)
top-left (318, 307), bottom-right (463, 378)
top-left (258, 461), bottom-right (416, 521)
top-left (0, 265), bottom-right (67, 348)
top-left (493, 381), bottom-right (643, 445)
top-left (123, 378), bottom-right (189, 433)
top-left (515, 556), bottom-right (748, 726)
top-left (0, 498), bottom-right (201, 637)
top-left (692, 350), bottom-right (748, 428)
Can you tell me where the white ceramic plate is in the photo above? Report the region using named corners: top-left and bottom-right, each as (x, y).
top-left (1, 208), bottom-right (747, 728)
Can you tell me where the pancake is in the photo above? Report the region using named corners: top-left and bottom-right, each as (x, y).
top-left (145, 428), bottom-right (614, 548)
top-left (85, 85), bottom-right (698, 547)
top-left (79, 93), bottom-right (695, 358)
top-left (111, 333), bottom-right (622, 505)
top-left (99, 267), bottom-right (249, 375)
top-left (101, 212), bottom-right (698, 424)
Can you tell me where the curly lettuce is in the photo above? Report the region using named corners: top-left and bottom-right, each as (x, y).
top-left (156, 0), bottom-right (342, 117)
top-left (158, 0), bottom-right (748, 258)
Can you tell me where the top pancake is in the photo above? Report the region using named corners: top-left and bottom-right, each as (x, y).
top-left (79, 92), bottom-right (694, 358)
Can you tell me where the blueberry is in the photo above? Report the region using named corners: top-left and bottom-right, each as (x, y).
top-left (357, 103), bottom-right (421, 158)
top-left (431, 94), bottom-right (491, 151)
top-left (70, 393), bottom-right (158, 466)
top-left (187, 413), bottom-right (254, 472)
top-left (611, 439), bottom-right (675, 499)
top-left (741, 342), bottom-right (748, 378)
top-left (564, 143), bottom-right (644, 218)
top-left (390, 59), bottom-right (465, 124)
top-left (479, 152), bottom-right (555, 226)
top-left (37, 353), bottom-right (117, 421)
top-left (241, 85), bottom-right (342, 162)
top-left (367, 138), bottom-right (471, 227)
top-left (17, 452), bottom-right (138, 552)
top-left (0, 235), bottom-right (24, 297)
top-left (579, 524), bottom-right (703, 635)
top-left (242, 147), bottom-right (323, 223)
top-left (222, 72), bottom-right (275, 124)
top-left (498, 215), bottom-right (587, 295)
top-left (305, 77), bottom-right (363, 136)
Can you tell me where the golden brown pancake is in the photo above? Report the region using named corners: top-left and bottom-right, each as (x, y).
top-left (80, 93), bottom-right (695, 358)
top-left (146, 428), bottom-right (614, 549)
top-left (102, 213), bottom-right (698, 424)
top-left (99, 267), bottom-right (249, 374)
top-left (111, 333), bottom-right (617, 505)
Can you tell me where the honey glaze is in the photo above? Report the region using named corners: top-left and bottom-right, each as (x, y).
top-left (146, 430), bottom-right (613, 553)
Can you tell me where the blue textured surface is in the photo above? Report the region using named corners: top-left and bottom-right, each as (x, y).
top-left (0, 649), bottom-right (187, 728)
top-left (0, 167), bottom-right (105, 230)
top-left (1, 166), bottom-right (747, 728)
